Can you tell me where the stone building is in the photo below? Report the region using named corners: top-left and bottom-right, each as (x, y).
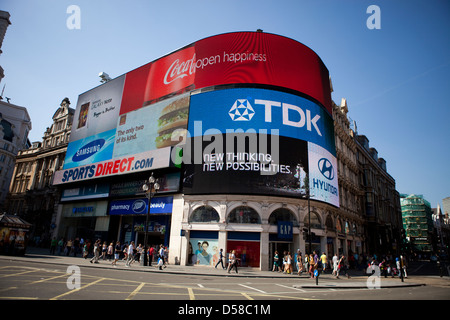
top-left (5, 98), bottom-right (73, 245)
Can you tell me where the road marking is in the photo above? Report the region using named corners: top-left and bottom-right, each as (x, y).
top-left (126, 282), bottom-right (145, 300)
top-left (239, 284), bottom-right (266, 293)
top-left (0, 270), bottom-right (38, 278)
top-left (188, 287), bottom-right (195, 300)
top-left (30, 273), bottom-right (68, 284)
top-left (0, 296), bottom-right (38, 300)
top-left (197, 284), bottom-right (204, 288)
top-left (276, 284), bottom-right (307, 292)
top-left (241, 292), bottom-right (254, 300)
top-left (50, 278), bottom-right (105, 300)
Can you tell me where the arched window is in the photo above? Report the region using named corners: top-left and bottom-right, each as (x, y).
top-left (268, 208), bottom-right (299, 227)
top-left (303, 211), bottom-right (321, 229)
top-left (227, 206), bottom-right (261, 224)
top-left (336, 219), bottom-right (343, 233)
top-left (325, 215), bottom-right (334, 230)
top-left (189, 205), bottom-right (220, 223)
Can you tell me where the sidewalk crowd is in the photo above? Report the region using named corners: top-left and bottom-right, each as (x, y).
top-left (49, 237), bottom-right (169, 269)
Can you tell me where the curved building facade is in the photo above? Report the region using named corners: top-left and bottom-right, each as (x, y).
top-left (53, 32), bottom-right (367, 270)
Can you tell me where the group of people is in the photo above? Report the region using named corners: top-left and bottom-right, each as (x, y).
top-left (371, 255), bottom-right (408, 278)
top-left (87, 240), bottom-right (168, 270)
top-left (49, 237), bottom-right (169, 270)
top-left (50, 237), bottom-right (84, 256)
top-left (272, 250), bottom-right (334, 278)
top-left (213, 248), bottom-right (240, 274)
top-left (269, 250), bottom-right (410, 280)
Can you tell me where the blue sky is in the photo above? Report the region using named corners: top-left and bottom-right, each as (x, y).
top-left (1, 0), bottom-right (449, 208)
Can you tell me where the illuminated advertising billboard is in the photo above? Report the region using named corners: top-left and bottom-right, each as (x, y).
top-left (181, 87), bottom-right (339, 207)
top-left (54, 32), bottom-right (334, 194)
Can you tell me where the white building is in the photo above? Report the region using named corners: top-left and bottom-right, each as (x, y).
top-left (0, 100), bottom-right (31, 209)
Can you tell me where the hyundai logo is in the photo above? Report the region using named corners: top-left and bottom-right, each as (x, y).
top-left (318, 158), bottom-right (334, 180)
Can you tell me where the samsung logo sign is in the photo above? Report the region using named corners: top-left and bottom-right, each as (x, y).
top-left (72, 139), bottom-right (105, 162)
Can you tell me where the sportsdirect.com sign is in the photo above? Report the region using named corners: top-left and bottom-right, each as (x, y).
top-left (53, 148), bottom-right (171, 184)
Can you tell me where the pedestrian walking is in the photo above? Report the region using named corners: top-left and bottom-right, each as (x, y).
top-left (272, 251), bottom-right (280, 272)
top-left (285, 252), bottom-right (293, 274)
top-left (125, 241), bottom-right (135, 267)
top-left (158, 244), bottom-right (166, 270)
top-left (57, 238), bottom-right (64, 255)
top-left (101, 241), bottom-right (107, 260)
top-left (215, 248), bottom-right (225, 269)
top-left (296, 250), bottom-right (303, 275)
top-left (112, 241), bottom-right (121, 266)
top-left (332, 253), bottom-right (338, 276)
top-left (65, 239), bottom-right (73, 256)
top-left (90, 240), bottom-right (100, 264)
top-left (337, 254), bottom-right (351, 279)
top-left (149, 245), bottom-right (155, 266)
top-left (107, 242), bottom-right (114, 261)
top-left (401, 255), bottom-right (408, 278)
top-left (50, 237), bottom-right (57, 255)
top-left (308, 254), bottom-right (314, 278)
top-left (320, 252), bottom-right (328, 274)
top-left (227, 250), bottom-right (238, 274)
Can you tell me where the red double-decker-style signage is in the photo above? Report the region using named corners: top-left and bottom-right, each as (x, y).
top-left (120, 32), bottom-right (332, 115)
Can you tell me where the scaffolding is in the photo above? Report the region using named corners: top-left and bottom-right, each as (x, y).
top-left (400, 194), bottom-right (433, 253)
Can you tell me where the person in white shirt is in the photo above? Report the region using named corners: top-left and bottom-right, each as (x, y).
top-left (125, 241), bottom-right (135, 267)
top-left (332, 253), bottom-right (339, 276)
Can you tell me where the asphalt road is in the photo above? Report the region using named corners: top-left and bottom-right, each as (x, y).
top-left (0, 259), bottom-right (449, 302)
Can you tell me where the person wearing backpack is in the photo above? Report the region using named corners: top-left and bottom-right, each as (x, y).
top-left (215, 248), bottom-right (225, 269)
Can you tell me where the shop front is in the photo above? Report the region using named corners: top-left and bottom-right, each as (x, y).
top-left (108, 196), bottom-right (173, 247)
top-left (59, 201), bottom-right (109, 242)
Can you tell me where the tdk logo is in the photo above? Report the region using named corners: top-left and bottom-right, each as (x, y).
top-left (318, 158), bottom-right (334, 180)
top-left (72, 139), bottom-right (105, 162)
top-left (229, 99), bottom-right (255, 121)
top-left (228, 98), bottom-right (322, 136)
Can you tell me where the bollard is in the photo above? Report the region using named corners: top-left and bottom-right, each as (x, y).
top-left (314, 269), bottom-right (319, 285)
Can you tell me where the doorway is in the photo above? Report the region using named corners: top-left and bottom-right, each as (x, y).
top-left (269, 242), bottom-right (292, 271)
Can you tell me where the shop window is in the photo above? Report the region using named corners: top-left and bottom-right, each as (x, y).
top-left (189, 205), bottom-right (220, 223)
top-left (227, 206), bottom-right (261, 224)
top-left (268, 208), bottom-right (299, 227)
top-left (303, 211), bottom-right (321, 229)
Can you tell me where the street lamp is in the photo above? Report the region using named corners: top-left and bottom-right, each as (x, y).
top-left (298, 163), bottom-right (312, 254)
top-left (141, 172), bottom-right (160, 266)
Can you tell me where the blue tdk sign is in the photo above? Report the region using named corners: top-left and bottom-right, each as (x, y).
top-left (188, 87), bottom-right (336, 156)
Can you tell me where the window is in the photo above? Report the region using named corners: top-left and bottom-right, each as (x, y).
top-left (189, 205), bottom-right (220, 223)
top-left (227, 206), bottom-right (261, 224)
top-left (304, 211), bottom-right (321, 229)
top-left (268, 208), bottom-right (299, 227)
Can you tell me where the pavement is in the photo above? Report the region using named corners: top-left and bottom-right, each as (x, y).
top-left (1, 247), bottom-right (446, 290)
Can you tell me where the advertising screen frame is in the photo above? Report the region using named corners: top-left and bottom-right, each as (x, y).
top-left (55, 31), bottom-right (334, 189)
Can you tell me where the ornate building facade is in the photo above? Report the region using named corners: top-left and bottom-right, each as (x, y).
top-left (5, 98), bottom-right (73, 245)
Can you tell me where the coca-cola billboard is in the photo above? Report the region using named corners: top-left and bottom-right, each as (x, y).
top-left (121, 31), bottom-right (332, 115)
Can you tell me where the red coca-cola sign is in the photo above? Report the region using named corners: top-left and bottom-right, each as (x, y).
top-left (119, 32), bottom-right (332, 115)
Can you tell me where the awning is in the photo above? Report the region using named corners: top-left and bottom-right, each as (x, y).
top-left (0, 214), bottom-right (32, 229)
